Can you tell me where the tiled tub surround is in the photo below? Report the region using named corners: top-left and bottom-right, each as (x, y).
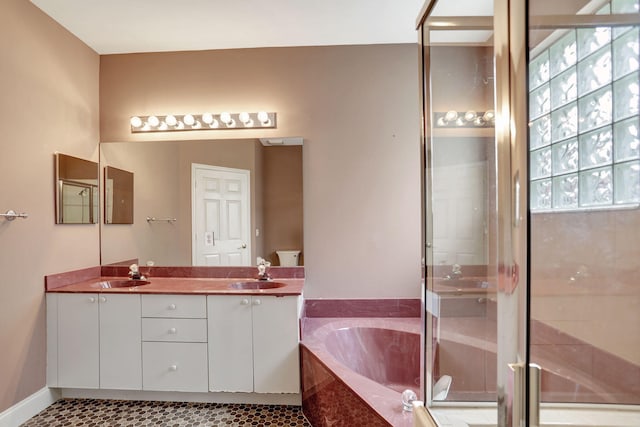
top-left (301, 317), bottom-right (421, 427)
top-left (45, 266), bottom-right (304, 408)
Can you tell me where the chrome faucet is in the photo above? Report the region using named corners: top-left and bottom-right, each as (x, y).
top-left (129, 263), bottom-right (146, 281)
top-left (444, 264), bottom-right (463, 280)
top-left (256, 257), bottom-right (271, 281)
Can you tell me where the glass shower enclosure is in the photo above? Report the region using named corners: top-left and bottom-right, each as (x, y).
top-left (418, 0), bottom-right (640, 425)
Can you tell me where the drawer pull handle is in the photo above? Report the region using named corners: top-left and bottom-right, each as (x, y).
top-left (99, 297), bottom-right (107, 303)
top-left (168, 304), bottom-right (177, 310)
top-left (169, 364), bottom-right (178, 371)
top-left (253, 299), bottom-right (261, 306)
top-left (240, 299), bottom-right (250, 305)
top-left (169, 328), bottom-right (177, 334)
top-left (88, 297), bottom-right (96, 303)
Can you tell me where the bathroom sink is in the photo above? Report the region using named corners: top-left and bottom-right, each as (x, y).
top-left (437, 279), bottom-right (489, 289)
top-left (92, 280), bottom-right (151, 289)
top-left (229, 281), bottom-right (286, 290)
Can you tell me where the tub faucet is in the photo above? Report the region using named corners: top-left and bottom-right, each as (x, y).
top-left (256, 257), bottom-right (271, 281)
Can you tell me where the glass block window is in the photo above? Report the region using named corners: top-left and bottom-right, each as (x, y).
top-left (529, 7), bottom-right (640, 211)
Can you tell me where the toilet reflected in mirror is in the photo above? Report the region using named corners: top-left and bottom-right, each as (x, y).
top-left (276, 250), bottom-right (300, 267)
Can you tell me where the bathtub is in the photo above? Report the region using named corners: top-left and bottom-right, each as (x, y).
top-left (300, 317), bottom-right (421, 427)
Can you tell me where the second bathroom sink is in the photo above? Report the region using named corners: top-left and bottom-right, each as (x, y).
top-left (92, 280), bottom-right (151, 289)
top-left (229, 281), bottom-right (286, 290)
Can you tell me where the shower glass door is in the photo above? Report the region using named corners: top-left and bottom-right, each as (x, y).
top-left (419, 0), bottom-right (502, 418)
top-left (528, 0), bottom-right (640, 425)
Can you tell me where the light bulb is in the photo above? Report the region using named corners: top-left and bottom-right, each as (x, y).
top-left (209, 119), bottom-right (219, 128)
top-left (201, 113), bottom-right (214, 124)
top-left (444, 111), bottom-right (458, 122)
top-left (483, 110), bottom-right (495, 121)
top-left (159, 122), bottom-right (168, 131)
top-left (220, 112), bottom-right (232, 124)
top-left (147, 115), bottom-right (160, 127)
top-left (257, 111), bottom-right (270, 124)
top-left (165, 115), bottom-right (177, 126)
top-left (183, 114), bottom-right (195, 126)
top-left (130, 116), bottom-right (143, 128)
top-left (464, 111), bottom-right (477, 122)
top-left (238, 112), bottom-right (251, 124)
top-left (192, 120), bottom-right (202, 129)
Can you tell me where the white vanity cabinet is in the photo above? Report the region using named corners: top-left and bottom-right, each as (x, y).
top-left (207, 295), bottom-right (301, 393)
top-left (141, 295), bottom-right (208, 392)
top-left (47, 293), bottom-right (142, 390)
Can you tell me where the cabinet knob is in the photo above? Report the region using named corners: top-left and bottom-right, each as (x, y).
top-left (168, 327), bottom-right (177, 334)
top-left (168, 303), bottom-right (177, 310)
top-left (240, 299), bottom-right (249, 305)
top-left (99, 297), bottom-right (107, 303)
top-left (169, 364), bottom-right (178, 371)
top-left (88, 297), bottom-right (96, 303)
top-left (253, 299), bottom-right (261, 306)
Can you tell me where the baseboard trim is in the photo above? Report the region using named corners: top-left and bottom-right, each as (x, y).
top-left (60, 388), bottom-right (301, 406)
top-left (0, 388), bottom-right (60, 427)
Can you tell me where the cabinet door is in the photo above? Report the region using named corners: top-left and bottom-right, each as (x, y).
top-left (207, 295), bottom-right (253, 392)
top-left (252, 296), bottom-right (300, 393)
top-left (57, 293), bottom-right (99, 388)
top-left (99, 294), bottom-right (142, 390)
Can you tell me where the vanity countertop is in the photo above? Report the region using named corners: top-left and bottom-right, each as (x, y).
top-left (46, 276), bottom-right (304, 296)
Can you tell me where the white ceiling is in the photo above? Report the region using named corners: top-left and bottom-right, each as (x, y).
top-left (30, 0), bottom-right (426, 55)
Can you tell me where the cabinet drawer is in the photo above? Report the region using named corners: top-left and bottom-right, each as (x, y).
top-left (141, 295), bottom-right (206, 318)
top-left (142, 342), bottom-right (208, 392)
top-left (142, 318), bottom-right (207, 342)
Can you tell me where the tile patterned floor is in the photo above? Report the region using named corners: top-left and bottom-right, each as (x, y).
top-left (21, 399), bottom-right (312, 426)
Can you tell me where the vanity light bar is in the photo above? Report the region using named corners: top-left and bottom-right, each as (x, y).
top-left (434, 110), bottom-right (495, 128)
top-left (130, 112), bottom-right (277, 133)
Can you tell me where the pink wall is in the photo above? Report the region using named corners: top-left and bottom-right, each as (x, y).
top-left (100, 45), bottom-right (422, 298)
top-left (0, 0), bottom-right (100, 412)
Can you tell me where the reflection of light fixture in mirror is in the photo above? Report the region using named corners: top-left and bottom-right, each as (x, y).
top-left (130, 112), bottom-right (277, 133)
top-left (434, 110), bottom-right (495, 128)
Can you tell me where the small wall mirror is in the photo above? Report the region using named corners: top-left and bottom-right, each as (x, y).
top-left (55, 153), bottom-right (99, 224)
top-left (104, 166), bottom-right (134, 224)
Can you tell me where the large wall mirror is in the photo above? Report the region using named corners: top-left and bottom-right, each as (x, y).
top-left (55, 153), bottom-right (99, 224)
top-left (100, 139), bottom-right (303, 267)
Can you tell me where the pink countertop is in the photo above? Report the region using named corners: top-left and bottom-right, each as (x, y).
top-left (46, 276), bottom-right (304, 296)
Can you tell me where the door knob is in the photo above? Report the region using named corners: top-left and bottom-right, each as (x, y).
top-left (238, 243), bottom-right (247, 249)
